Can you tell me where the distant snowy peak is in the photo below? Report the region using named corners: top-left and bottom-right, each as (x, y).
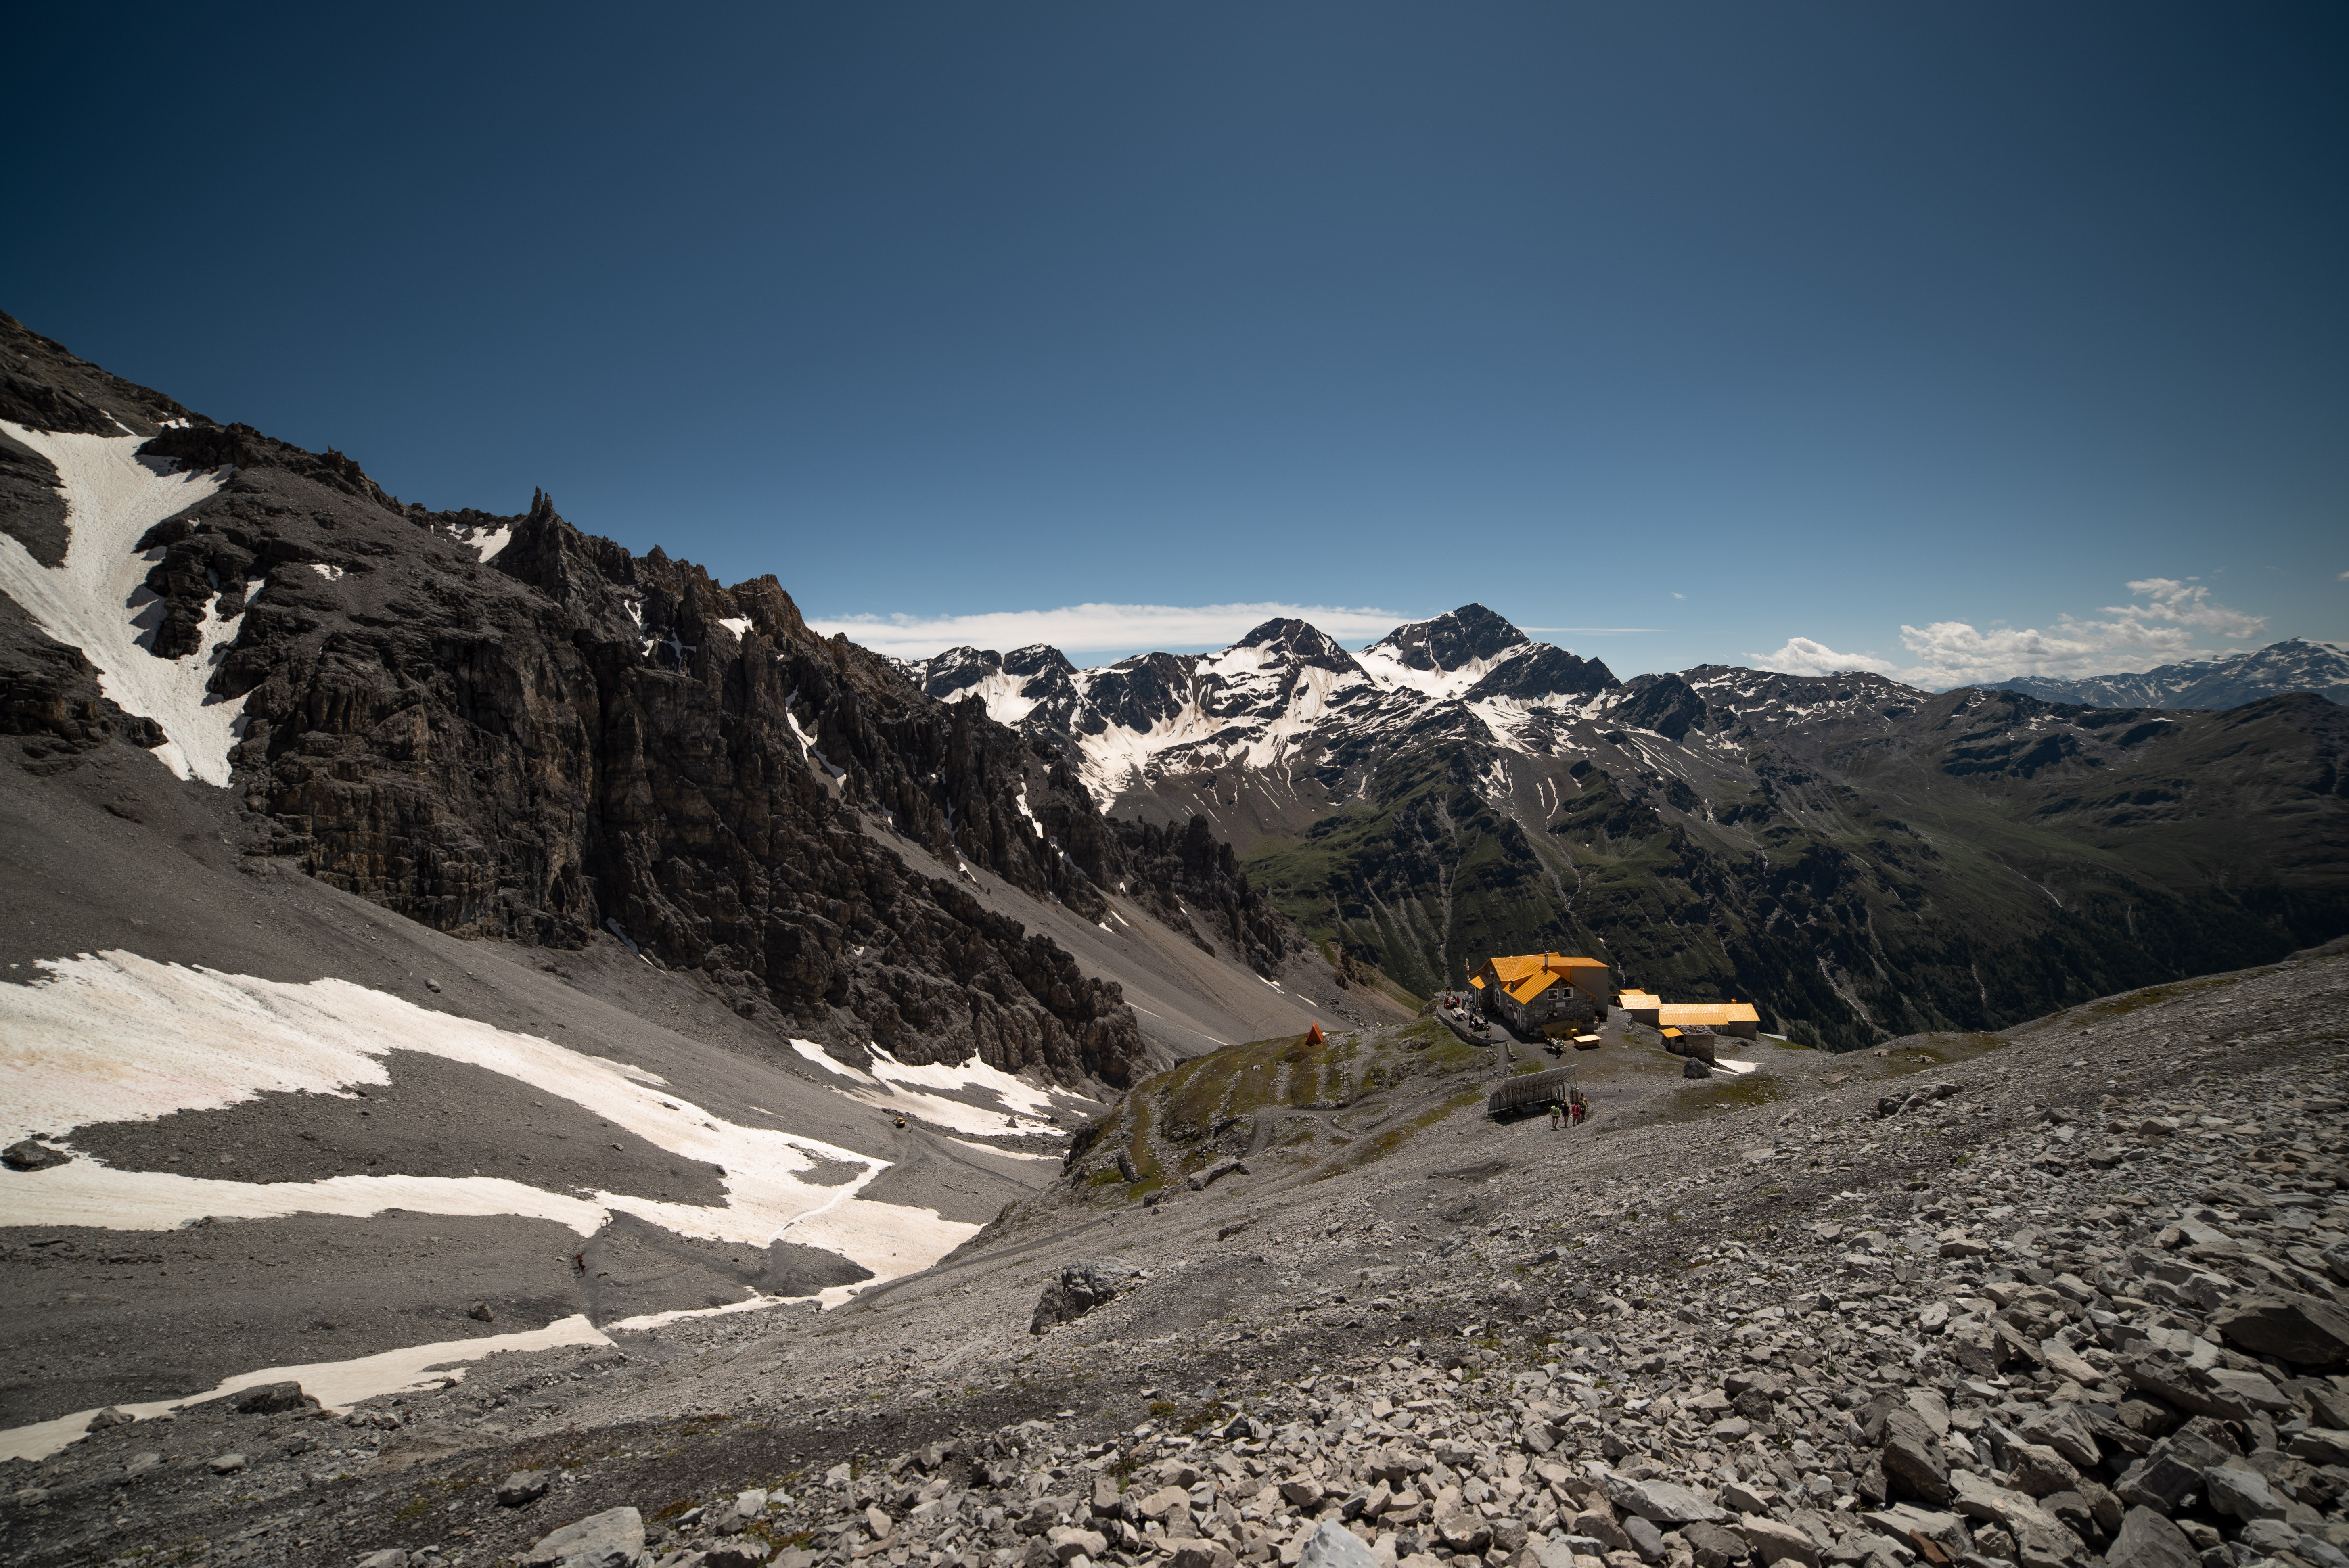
top-left (1989, 638), bottom-right (2349, 711)
top-left (895, 602), bottom-right (1629, 803)
top-left (1356, 602), bottom-right (1533, 698)
top-left (1610, 665), bottom-right (1926, 744)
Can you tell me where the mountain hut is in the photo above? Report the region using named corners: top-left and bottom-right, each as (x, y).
top-left (1468, 953), bottom-right (1609, 1034)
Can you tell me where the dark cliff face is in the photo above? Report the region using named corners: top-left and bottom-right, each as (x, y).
top-left (0, 323), bottom-right (1199, 1090)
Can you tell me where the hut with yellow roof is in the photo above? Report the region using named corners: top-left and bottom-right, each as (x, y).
top-left (1466, 952), bottom-right (1611, 1035)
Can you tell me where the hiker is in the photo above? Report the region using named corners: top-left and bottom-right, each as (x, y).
top-left (1548, 1102), bottom-right (1563, 1131)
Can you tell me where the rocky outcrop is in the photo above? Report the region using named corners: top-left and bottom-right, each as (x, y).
top-left (1110, 814), bottom-right (1302, 977)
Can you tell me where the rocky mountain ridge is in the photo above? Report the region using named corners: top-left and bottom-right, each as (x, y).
top-left (1989, 642), bottom-right (2349, 713)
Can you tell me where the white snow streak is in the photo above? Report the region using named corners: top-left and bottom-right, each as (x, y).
top-left (0, 422), bottom-right (239, 784)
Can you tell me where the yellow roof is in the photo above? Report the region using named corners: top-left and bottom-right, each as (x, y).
top-left (1466, 975), bottom-right (1485, 989)
top-left (1619, 989), bottom-right (1662, 1008)
top-left (1659, 1026), bottom-right (1683, 1038)
top-left (1477, 951), bottom-right (1609, 990)
top-left (1506, 971), bottom-right (1563, 1005)
top-left (1655, 1001), bottom-right (1761, 1027)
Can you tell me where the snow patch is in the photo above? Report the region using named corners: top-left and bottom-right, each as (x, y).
top-left (0, 422), bottom-right (240, 784)
top-left (789, 1037), bottom-right (1075, 1140)
top-left (0, 952), bottom-right (973, 1280)
top-left (0, 1315), bottom-right (615, 1463)
top-left (717, 615), bottom-right (753, 639)
top-left (308, 562), bottom-right (345, 581)
top-left (465, 525), bottom-right (512, 562)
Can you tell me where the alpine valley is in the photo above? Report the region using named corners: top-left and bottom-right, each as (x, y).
top-left (902, 619), bottom-right (2349, 1051)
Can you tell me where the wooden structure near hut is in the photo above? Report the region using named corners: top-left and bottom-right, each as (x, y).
top-left (1487, 1065), bottom-right (1579, 1117)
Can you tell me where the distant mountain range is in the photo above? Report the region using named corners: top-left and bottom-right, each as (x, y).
top-left (905, 610), bottom-right (2349, 1049)
top-left (1989, 638), bottom-right (2349, 710)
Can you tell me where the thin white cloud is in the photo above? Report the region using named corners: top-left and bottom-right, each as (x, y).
top-left (2107, 578), bottom-right (2264, 637)
top-left (1754, 637), bottom-right (1898, 677)
top-left (1671, 592), bottom-right (1685, 600)
top-left (805, 601), bottom-right (1408, 659)
top-left (1894, 577), bottom-right (2265, 688)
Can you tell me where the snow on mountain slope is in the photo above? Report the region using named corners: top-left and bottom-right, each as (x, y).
top-left (898, 605), bottom-right (1624, 808)
top-left (0, 422), bottom-right (238, 783)
top-left (1989, 638), bottom-right (2349, 710)
top-left (1, 951), bottom-right (972, 1286)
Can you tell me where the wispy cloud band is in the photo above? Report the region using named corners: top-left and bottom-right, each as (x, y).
top-left (1757, 578), bottom-right (2268, 689)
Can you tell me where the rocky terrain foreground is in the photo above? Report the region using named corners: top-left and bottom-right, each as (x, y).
top-left (6, 943), bottom-right (2344, 1568)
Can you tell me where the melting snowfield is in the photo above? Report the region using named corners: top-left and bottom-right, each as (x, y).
top-left (0, 1317), bottom-right (616, 1464)
top-left (0, 422), bottom-right (241, 785)
top-left (786, 1039), bottom-right (1087, 1139)
top-left (0, 954), bottom-right (981, 1454)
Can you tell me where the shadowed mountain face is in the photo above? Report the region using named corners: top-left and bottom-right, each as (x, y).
top-left (1989, 638), bottom-right (2349, 711)
top-left (0, 311), bottom-right (1336, 1089)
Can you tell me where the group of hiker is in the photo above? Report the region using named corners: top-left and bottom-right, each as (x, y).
top-left (1546, 1091), bottom-right (1588, 1130)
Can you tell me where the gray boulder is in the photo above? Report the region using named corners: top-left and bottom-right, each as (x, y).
top-left (1621, 1515), bottom-right (1669, 1564)
top-left (1185, 1158), bottom-right (1248, 1192)
top-left (521, 1506), bottom-right (645, 1568)
top-left (2, 1140), bottom-right (69, 1171)
top-left (703, 1545), bottom-right (776, 1568)
top-left (2018, 1404), bottom-right (2102, 1470)
top-left (1738, 1515), bottom-right (1822, 1567)
top-left (2004, 1441), bottom-right (2082, 1499)
top-left (2106, 1506), bottom-right (2197, 1568)
top-left (1029, 1263), bottom-right (1132, 1333)
top-left (1881, 1408), bottom-right (1952, 1504)
top-left (2201, 1464), bottom-right (2285, 1522)
top-left (1602, 1474), bottom-right (1728, 1525)
top-left (497, 1469), bottom-right (551, 1507)
top-left (1297, 1520), bottom-right (1376, 1568)
top-left (230, 1381), bottom-right (309, 1414)
top-left (1681, 1521), bottom-right (1750, 1568)
top-left (2207, 1290), bottom-right (2349, 1368)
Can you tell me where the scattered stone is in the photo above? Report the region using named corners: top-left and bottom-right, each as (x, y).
top-left (230, 1381), bottom-right (309, 1414)
top-left (498, 1469), bottom-right (552, 1507)
top-left (1186, 1158), bottom-right (1249, 1192)
top-left (2201, 1463), bottom-right (2286, 1521)
top-left (469, 1300), bottom-right (496, 1322)
top-left (207, 1453), bottom-right (246, 1474)
top-left (2, 1140), bottom-right (69, 1171)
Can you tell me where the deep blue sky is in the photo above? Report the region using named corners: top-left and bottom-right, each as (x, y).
top-left (9, 3), bottom-right (2345, 681)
